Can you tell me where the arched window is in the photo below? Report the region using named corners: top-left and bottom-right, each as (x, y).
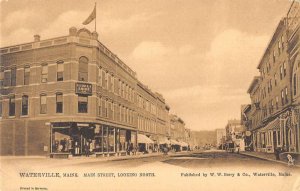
top-left (78, 56), bottom-right (88, 81)
top-left (21, 95), bottom-right (29, 116)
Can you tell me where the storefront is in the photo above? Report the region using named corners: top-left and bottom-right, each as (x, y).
top-left (51, 122), bottom-right (137, 157)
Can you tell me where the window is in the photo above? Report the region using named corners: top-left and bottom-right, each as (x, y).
top-left (0, 69), bottom-right (4, 87)
top-left (281, 35), bottom-right (284, 50)
top-left (276, 96), bottom-right (279, 110)
top-left (104, 99), bottom-right (108, 117)
top-left (78, 95), bottom-right (88, 113)
top-left (41, 64), bottom-right (48, 83)
top-left (294, 74), bottom-right (297, 95)
top-left (280, 66), bottom-right (283, 80)
top-left (40, 94), bottom-right (47, 114)
top-left (57, 61), bottom-right (64, 81)
top-left (278, 41), bottom-right (281, 54)
top-left (274, 74), bottom-right (277, 86)
top-left (102, 70), bottom-right (106, 89)
top-left (273, 50), bottom-right (276, 63)
top-left (270, 80), bottom-right (272, 91)
top-left (21, 95), bottom-right (29, 116)
top-left (11, 67), bottom-right (16, 86)
top-left (56, 93), bottom-right (63, 113)
top-left (9, 95), bottom-right (15, 116)
top-left (98, 67), bottom-right (102, 86)
top-left (4, 70), bottom-right (11, 86)
top-left (285, 87), bottom-right (288, 104)
top-left (0, 101), bottom-right (2, 117)
top-left (78, 56), bottom-right (88, 81)
top-left (281, 90), bottom-right (284, 106)
top-left (283, 62), bottom-right (286, 77)
top-left (271, 100), bottom-right (274, 114)
top-left (24, 66), bottom-right (30, 85)
top-left (98, 97), bottom-right (102, 116)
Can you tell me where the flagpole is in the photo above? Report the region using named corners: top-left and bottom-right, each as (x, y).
top-left (95, 2), bottom-right (97, 32)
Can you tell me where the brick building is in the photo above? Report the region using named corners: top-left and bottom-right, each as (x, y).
top-left (0, 27), bottom-right (179, 156)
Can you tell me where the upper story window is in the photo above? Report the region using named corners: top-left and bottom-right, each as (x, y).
top-left (0, 101), bottom-right (2, 117)
top-left (4, 70), bottom-right (11, 87)
top-left (280, 66), bottom-right (283, 80)
top-left (0, 68), bottom-right (4, 87)
top-left (41, 64), bottom-right (48, 83)
top-left (24, 66), bottom-right (30, 85)
top-left (273, 50), bottom-right (276, 63)
top-left (278, 40), bottom-right (281, 54)
top-left (21, 95), bottom-right (29, 116)
top-left (78, 56), bottom-right (88, 82)
top-left (281, 90), bottom-right (284, 106)
top-left (281, 35), bottom-right (284, 50)
top-left (283, 62), bottom-right (286, 77)
top-left (98, 67), bottom-right (102, 86)
top-left (274, 74), bottom-right (277, 86)
top-left (56, 93), bottom-right (63, 113)
top-left (9, 95), bottom-right (15, 116)
top-left (78, 95), bottom-right (88, 113)
top-left (285, 87), bottom-right (288, 104)
top-left (57, 61), bottom-right (64, 81)
top-left (294, 74), bottom-right (297, 96)
top-left (11, 67), bottom-right (16, 86)
top-left (40, 94), bottom-right (47, 114)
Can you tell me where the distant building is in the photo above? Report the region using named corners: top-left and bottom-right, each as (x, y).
top-left (216, 129), bottom-right (226, 149)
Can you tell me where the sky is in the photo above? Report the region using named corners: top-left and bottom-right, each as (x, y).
top-left (0, 0), bottom-right (293, 131)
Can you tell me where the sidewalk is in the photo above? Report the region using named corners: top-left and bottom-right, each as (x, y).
top-left (240, 151), bottom-right (300, 168)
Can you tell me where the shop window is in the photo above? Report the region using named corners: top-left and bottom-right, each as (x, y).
top-left (40, 94), bottom-right (47, 114)
top-left (11, 67), bottom-right (16, 86)
top-left (57, 61), bottom-right (64, 81)
top-left (56, 93), bottom-right (63, 113)
top-left (108, 128), bottom-right (115, 152)
top-left (277, 131), bottom-right (281, 146)
top-left (9, 95), bottom-right (15, 116)
top-left (78, 56), bottom-right (88, 82)
top-left (103, 127), bottom-right (108, 152)
top-left (21, 95), bottom-right (29, 116)
top-left (41, 64), bottom-right (48, 83)
top-left (78, 95), bottom-right (88, 113)
top-left (94, 126), bottom-right (103, 152)
top-left (52, 128), bottom-right (71, 153)
top-left (24, 66), bottom-right (30, 85)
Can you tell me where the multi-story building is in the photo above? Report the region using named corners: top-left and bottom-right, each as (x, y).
top-left (0, 27), bottom-right (173, 156)
top-left (247, 17), bottom-right (297, 153)
top-left (288, 0), bottom-right (300, 153)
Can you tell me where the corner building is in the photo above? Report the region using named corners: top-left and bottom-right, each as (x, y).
top-left (0, 27), bottom-right (170, 156)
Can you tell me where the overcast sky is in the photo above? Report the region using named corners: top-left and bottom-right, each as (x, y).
top-left (0, 0), bottom-right (293, 131)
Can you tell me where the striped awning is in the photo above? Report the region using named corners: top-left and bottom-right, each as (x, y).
top-left (260, 118), bottom-right (280, 132)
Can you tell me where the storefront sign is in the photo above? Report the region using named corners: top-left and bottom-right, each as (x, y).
top-left (75, 82), bottom-right (92, 95)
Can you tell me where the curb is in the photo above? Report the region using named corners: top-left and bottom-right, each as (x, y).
top-left (239, 152), bottom-right (300, 168)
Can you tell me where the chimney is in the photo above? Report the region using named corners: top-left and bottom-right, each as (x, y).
top-left (34, 34), bottom-right (40, 42)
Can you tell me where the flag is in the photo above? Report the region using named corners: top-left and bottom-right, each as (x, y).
top-left (83, 4), bottom-right (96, 25)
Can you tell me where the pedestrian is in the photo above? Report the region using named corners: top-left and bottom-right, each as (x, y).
top-left (274, 147), bottom-right (281, 160)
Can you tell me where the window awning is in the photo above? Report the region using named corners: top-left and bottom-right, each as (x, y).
top-left (158, 137), bottom-right (170, 145)
top-left (138, 134), bottom-right (154, 144)
top-left (260, 118), bottom-right (280, 132)
top-left (179, 141), bottom-right (189, 147)
top-left (170, 139), bottom-right (181, 145)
